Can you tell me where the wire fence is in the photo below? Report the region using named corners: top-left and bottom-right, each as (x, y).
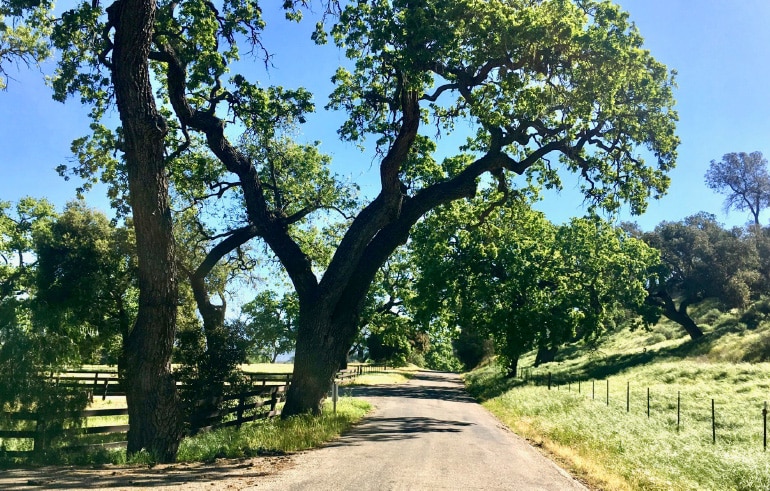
top-left (517, 367), bottom-right (770, 451)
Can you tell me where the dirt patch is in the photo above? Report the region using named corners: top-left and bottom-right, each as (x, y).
top-left (0, 454), bottom-right (296, 490)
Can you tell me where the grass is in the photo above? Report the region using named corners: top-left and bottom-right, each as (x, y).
top-left (465, 301), bottom-right (770, 491)
top-left (342, 366), bottom-right (418, 386)
top-left (177, 397), bottom-right (370, 463)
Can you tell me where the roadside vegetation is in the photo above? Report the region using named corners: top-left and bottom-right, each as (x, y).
top-left (465, 299), bottom-right (770, 491)
top-left (0, 367), bottom-right (421, 467)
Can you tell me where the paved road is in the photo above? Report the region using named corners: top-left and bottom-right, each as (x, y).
top-left (0, 371), bottom-right (586, 490)
top-left (251, 370), bottom-right (586, 490)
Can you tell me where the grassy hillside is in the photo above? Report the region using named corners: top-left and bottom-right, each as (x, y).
top-left (464, 298), bottom-right (770, 491)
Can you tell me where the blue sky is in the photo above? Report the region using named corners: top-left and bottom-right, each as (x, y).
top-left (2, 1), bottom-right (770, 231)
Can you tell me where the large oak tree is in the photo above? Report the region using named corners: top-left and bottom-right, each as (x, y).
top-left (9, 0), bottom-right (677, 460)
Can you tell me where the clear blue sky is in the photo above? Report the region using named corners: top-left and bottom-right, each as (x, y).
top-left (2, 0), bottom-right (770, 231)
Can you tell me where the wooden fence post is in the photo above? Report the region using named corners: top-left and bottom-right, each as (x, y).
top-left (236, 390), bottom-right (246, 428)
top-left (33, 415), bottom-right (47, 454)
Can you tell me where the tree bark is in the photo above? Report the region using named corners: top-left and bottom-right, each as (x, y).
top-left (282, 304), bottom-right (360, 416)
top-left (109, 0), bottom-right (182, 462)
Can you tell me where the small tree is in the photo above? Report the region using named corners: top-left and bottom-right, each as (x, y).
top-left (705, 151), bottom-right (770, 225)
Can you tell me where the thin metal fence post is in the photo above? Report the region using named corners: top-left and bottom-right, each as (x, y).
top-left (606, 379), bottom-right (609, 407)
top-left (548, 372), bottom-right (552, 390)
top-left (762, 401), bottom-right (767, 452)
top-left (677, 391), bottom-right (681, 432)
top-left (712, 399), bottom-right (716, 445)
top-left (626, 381), bottom-right (630, 413)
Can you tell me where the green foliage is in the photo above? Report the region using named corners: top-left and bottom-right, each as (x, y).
top-left (327, 0), bottom-right (678, 213)
top-left (0, 198), bottom-right (97, 453)
top-left (240, 290), bottom-right (298, 363)
top-left (409, 195), bottom-right (659, 374)
top-left (0, 0), bottom-right (52, 90)
top-left (33, 201), bottom-right (137, 365)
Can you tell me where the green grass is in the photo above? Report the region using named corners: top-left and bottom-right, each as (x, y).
top-left (342, 366), bottom-right (417, 386)
top-left (177, 397), bottom-right (370, 462)
top-left (465, 301), bottom-right (770, 490)
top-left (0, 397), bottom-right (370, 467)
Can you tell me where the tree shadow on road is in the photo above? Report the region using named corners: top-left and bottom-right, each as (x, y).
top-left (345, 371), bottom-right (475, 404)
top-left (324, 417), bottom-right (474, 447)
top-left (0, 456), bottom-right (293, 490)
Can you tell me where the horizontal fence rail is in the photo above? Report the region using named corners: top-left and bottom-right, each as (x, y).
top-left (1, 363), bottom-right (388, 457)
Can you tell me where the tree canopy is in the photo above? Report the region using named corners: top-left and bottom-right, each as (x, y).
top-left (409, 196), bottom-right (658, 375)
top-left (3, 0), bottom-right (678, 461)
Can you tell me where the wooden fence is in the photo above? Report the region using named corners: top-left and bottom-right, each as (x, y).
top-left (335, 363), bottom-right (388, 382)
top-left (1, 364), bottom-right (387, 457)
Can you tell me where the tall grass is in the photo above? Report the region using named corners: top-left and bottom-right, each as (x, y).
top-left (178, 398), bottom-right (370, 462)
top-left (465, 303), bottom-right (770, 490)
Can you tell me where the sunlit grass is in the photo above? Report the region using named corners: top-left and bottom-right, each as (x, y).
top-left (177, 397), bottom-right (371, 462)
top-left (465, 304), bottom-right (770, 491)
top-left (343, 367), bottom-right (417, 386)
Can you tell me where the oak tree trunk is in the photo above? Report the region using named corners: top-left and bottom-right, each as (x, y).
top-left (649, 290), bottom-right (704, 340)
top-left (282, 306), bottom-right (359, 417)
top-left (109, 0), bottom-right (183, 462)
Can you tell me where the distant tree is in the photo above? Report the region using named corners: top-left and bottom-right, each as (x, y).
top-left (705, 151), bottom-right (770, 225)
top-left (240, 291), bottom-right (298, 363)
top-left (409, 197), bottom-right (658, 376)
top-left (0, 198), bottom-right (91, 442)
top-left (643, 213), bottom-right (760, 339)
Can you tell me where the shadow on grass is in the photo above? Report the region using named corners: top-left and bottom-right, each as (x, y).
top-left (466, 320), bottom-right (765, 402)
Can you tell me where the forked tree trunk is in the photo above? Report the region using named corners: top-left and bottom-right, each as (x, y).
top-left (109, 0), bottom-right (183, 462)
top-left (649, 290), bottom-right (704, 340)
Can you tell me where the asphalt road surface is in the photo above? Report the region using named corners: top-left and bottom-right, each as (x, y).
top-left (252, 370), bottom-right (586, 490)
top-left (0, 371), bottom-right (586, 490)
